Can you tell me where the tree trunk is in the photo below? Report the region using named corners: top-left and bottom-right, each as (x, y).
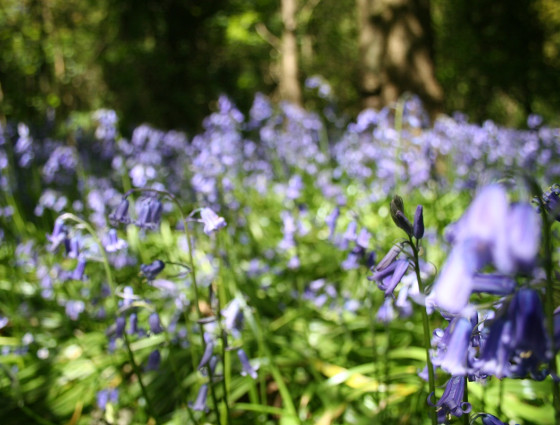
top-left (280, 0), bottom-right (302, 105)
top-left (357, 0), bottom-right (443, 114)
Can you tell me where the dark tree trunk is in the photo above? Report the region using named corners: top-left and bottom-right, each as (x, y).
top-left (280, 0), bottom-right (302, 105)
top-left (358, 0), bottom-right (443, 114)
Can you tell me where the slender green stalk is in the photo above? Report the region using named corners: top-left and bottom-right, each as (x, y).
top-left (204, 357), bottom-right (223, 425)
top-left (383, 323), bottom-right (390, 415)
top-left (239, 294), bottom-right (300, 423)
top-left (366, 288), bottom-right (381, 412)
top-left (538, 199), bottom-right (560, 422)
top-left (18, 404), bottom-right (59, 425)
top-left (408, 235), bottom-right (438, 425)
top-left (497, 379), bottom-right (504, 419)
top-left (58, 213), bottom-right (157, 423)
top-left (215, 232), bottom-right (232, 422)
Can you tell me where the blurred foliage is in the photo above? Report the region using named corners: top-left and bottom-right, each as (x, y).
top-left (1, 0), bottom-right (560, 130)
top-left (433, 0), bottom-right (560, 126)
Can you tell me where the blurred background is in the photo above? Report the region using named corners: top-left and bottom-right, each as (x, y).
top-left (1, 0), bottom-right (559, 132)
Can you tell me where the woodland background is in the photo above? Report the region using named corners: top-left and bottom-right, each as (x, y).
top-left (1, 0), bottom-right (560, 131)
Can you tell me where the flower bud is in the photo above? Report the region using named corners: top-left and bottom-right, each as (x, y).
top-left (413, 205), bottom-right (424, 239)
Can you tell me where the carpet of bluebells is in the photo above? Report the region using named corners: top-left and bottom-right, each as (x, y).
top-left (1, 89), bottom-right (560, 425)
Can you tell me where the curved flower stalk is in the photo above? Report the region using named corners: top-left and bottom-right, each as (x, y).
top-left (370, 195), bottom-right (438, 425)
top-left (109, 187), bottom-right (235, 423)
top-left (49, 213), bottom-right (158, 422)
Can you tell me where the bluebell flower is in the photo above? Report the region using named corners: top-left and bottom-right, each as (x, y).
top-left (42, 146), bottom-right (77, 184)
top-left (472, 413), bottom-right (512, 425)
top-left (135, 197), bottom-right (163, 229)
top-left (366, 251), bottom-right (377, 269)
top-left (508, 288), bottom-right (551, 375)
top-left (342, 221), bottom-right (358, 244)
top-left (471, 274), bottom-right (516, 295)
top-left (374, 244), bottom-right (402, 272)
top-left (65, 300), bottom-right (85, 321)
top-left (527, 113), bottom-right (543, 129)
top-left (474, 289), bottom-right (550, 379)
top-left (495, 203), bottom-right (540, 274)
top-left (395, 280), bottom-right (413, 318)
top-left (325, 207), bottom-right (340, 239)
top-left (473, 316), bottom-right (512, 379)
top-left (148, 312), bottom-right (164, 335)
top-left (200, 207), bottom-right (227, 235)
top-left (249, 92), bottom-right (273, 125)
top-left (66, 237), bottom-right (80, 259)
top-left (71, 254), bottom-right (87, 281)
top-left (121, 286), bottom-right (135, 308)
top-left (109, 197), bottom-right (130, 225)
top-left (237, 348), bottom-right (258, 379)
top-left (428, 376), bottom-right (471, 423)
top-left (145, 349), bottom-right (161, 371)
top-left (356, 228), bottom-right (371, 249)
top-left (429, 239), bottom-right (486, 314)
top-left (413, 205), bottom-right (424, 239)
top-left (198, 339), bottom-right (215, 371)
top-left (140, 260), bottom-right (165, 280)
top-left (370, 258), bottom-right (409, 296)
top-left (341, 246), bottom-right (363, 270)
top-left (432, 186), bottom-right (541, 312)
top-left (222, 299), bottom-right (244, 338)
top-left (128, 313), bottom-right (138, 335)
top-left (279, 210), bottom-right (296, 251)
top-left (286, 174), bottom-right (303, 200)
top-left (377, 297), bottom-right (395, 324)
top-left (47, 218), bottom-right (68, 252)
top-left (115, 316), bottom-right (126, 338)
top-left (432, 317), bottom-right (473, 376)
top-left (189, 384), bottom-right (209, 412)
top-left (287, 255), bottom-right (300, 270)
top-left (103, 229), bottom-right (128, 253)
top-left (96, 388), bottom-right (118, 410)
top-left (542, 184), bottom-right (560, 221)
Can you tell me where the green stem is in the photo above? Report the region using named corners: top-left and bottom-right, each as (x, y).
top-left (215, 233), bottom-right (231, 423)
top-left (57, 213), bottom-right (157, 423)
top-left (539, 201), bottom-right (560, 422)
top-left (366, 288), bottom-right (381, 411)
top-left (18, 404), bottom-right (59, 425)
top-left (497, 379), bottom-right (504, 418)
top-left (124, 187), bottom-right (200, 372)
top-left (239, 294), bottom-right (300, 423)
top-left (409, 235), bottom-right (437, 425)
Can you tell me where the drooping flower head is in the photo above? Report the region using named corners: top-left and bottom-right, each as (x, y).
top-left (189, 384), bottom-right (209, 412)
top-left (429, 184), bottom-right (541, 314)
top-left (474, 288), bottom-right (550, 380)
top-left (109, 197), bottom-right (131, 226)
top-left (427, 376), bottom-right (471, 424)
top-left (136, 197), bottom-right (163, 230)
top-left (237, 348), bottom-right (258, 379)
top-left (432, 317), bottom-right (474, 376)
top-left (541, 183), bottom-right (560, 221)
top-left (200, 207), bottom-right (227, 235)
top-left (140, 260), bottom-right (165, 281)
